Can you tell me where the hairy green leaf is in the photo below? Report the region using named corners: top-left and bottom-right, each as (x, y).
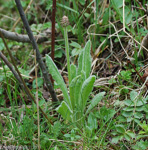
top-left (56, 101), bottom-right (73, 122)
top-left (46, 55), bottom-right (71, 108)
top-left (85, 92), bottom-right (105, 115)
top-left (77, 49), bottom-right (84, 76)
top-left (70, 75), bottom-right (81, 109)
top-left (70, 64), bottom-right (77, 81)
top-left (80, 75), bottom-right (96, 111)
top-left (83, 40), bottom-right (91, 78)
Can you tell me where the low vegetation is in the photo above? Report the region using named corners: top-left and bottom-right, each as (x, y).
top-left (0, 0), bottom-right (148, 149)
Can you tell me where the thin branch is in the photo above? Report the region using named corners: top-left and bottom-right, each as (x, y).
top-left (0, 51), bottom-right (54, 125)
top-left (12, 0), bottom-right (34, 31)
top-left (0, 27), bottom-right (49, 43)
top-left (51, 0), bottom-right (56, 61)
top-left (15, 0), bottom-right (58, 102)
top-left (50, 0), bottom-right (57, 85)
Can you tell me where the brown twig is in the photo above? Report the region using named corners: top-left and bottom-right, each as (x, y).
top-left (51, 0), bottom-right (56, 62)
top-left (50, 0), bottom-right (57, 86)
top-left (15, 0), bottom-right (58, 102)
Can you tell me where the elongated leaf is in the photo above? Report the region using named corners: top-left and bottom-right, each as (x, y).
top-left (83, 40), bottom-right (91, 78)
top-left (80, 75), bottom-right (96, 111)
top-left (70, 64), bottom-right (77, 81)
top-left (77, 49), bottom-right (84, 76)
top-left (85, 92), bottom-right (105, 115)
top-left (75, 71), bottom-right (86, 108)
top-left (46, 55), bottom-right (71, 108)
top-left (70, 71), bottom-right (86, 111)
top-left (77, 40), bottom-right (91, 78)
top-left (70, 75), bottom-right (81, 110)
top-left (56, 101), bottom-right (73, 122)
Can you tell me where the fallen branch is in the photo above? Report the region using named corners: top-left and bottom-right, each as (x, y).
top-left (0, 27), bottom-right (49, 43)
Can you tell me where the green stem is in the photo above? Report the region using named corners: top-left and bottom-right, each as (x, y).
top-left (64, 27), bottom-right (74, 111)
top-left (64, 27), bottom-right (71, 84)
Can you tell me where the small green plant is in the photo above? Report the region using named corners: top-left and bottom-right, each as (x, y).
top-left (64, 128), bottom-right (81, 141)
top-left (111, 124), bottom-right (135, 144)
top-left (46, 40), bottom-right (105, 126)
top-left (46, 16), bottom-right (105, 127)
top-left (120, 70), bottom-right (132, 80)
top-left (112, 90), bottom-right (148, 144)
top-left (118, 90), bottom-right (148, 124)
